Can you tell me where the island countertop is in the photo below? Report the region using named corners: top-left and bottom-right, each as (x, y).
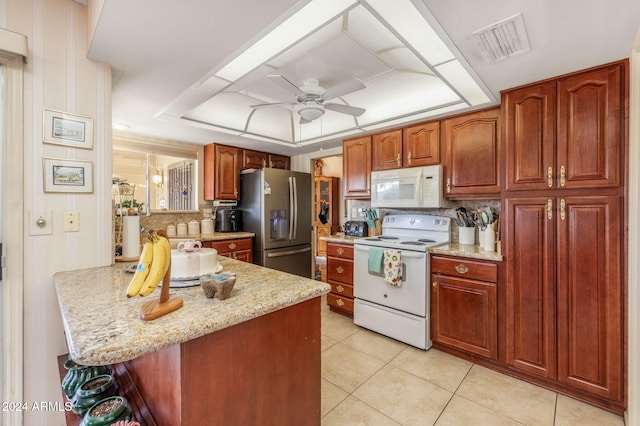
top-left (54, 257), bottom-right (330, 366)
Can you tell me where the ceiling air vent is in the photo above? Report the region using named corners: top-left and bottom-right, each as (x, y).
top-left (473, 13), bottom-right (531, 63)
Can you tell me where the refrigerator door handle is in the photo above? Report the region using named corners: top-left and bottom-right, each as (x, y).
top-left (288, 176), bottom-right (295, 240)
top-left (266, 247), bottom-right (312, 258)
top-left (292, 176), bottom-right (298, 240)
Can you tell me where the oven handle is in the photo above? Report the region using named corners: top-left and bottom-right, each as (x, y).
top-left (354, 245), bottom-right (425, 258)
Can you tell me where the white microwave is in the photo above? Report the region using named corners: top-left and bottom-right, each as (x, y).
top-left (370, 165), bottom-right (443, 208)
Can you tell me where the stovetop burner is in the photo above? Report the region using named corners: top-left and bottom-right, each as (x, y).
top-left (400, 241), bottom-right (427, 246)
top-left (364, 236), bottom-right (399, 242)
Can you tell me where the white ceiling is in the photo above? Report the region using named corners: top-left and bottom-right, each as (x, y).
top-left (89, 0), bottom-right (640, 155)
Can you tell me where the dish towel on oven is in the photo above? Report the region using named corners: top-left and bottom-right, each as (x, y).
top-left (383, 249), bottom-right (403, 286)
top-left (368, 247), bottom-right (384, 274)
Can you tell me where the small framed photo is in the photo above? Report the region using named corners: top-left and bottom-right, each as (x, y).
top-left (43, 109), bottom-right (94, 149)
top-left (43, 158), bottom-right (93, 193)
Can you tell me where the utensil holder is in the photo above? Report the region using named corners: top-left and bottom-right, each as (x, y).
top-left (459, 227), bottom-right (475, 245)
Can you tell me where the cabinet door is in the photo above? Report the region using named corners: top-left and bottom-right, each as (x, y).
top-left (431, 275), bottom-right (497, 359)
top-left (269, 153), bottom-right (290, 169)
top-left (556, 196), bottom-right (623, 401)
top-left (242, 149), bottom-right (268, 169)
top-left (343, 136), bottom-right (371, 199)
top-left (557, 63), bottom-right (622, 189)
top-left (504, 197), bottom-right (556, 379)
top-left (443, 108), bottom-right (501, 198)
top-left (403, 121), bottom-right (440, 167)
top-left (372, 129), bottom-right (403, 171)
top-left (503, 82), bottom-right (556, 191)
top-left (213, 144), bottom-right (240, 200)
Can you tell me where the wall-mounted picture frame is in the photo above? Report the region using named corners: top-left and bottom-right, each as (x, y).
top-left (43, 158), bottom-right (94, 193)
top-left (43, 108), bottom-right (94, 149)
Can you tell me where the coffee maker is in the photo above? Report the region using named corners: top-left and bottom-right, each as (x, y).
top-left (215, 209), bottom-right (242, 232)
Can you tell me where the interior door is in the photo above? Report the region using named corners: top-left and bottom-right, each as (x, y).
top-left (0, 66), bottom-right (5, 413)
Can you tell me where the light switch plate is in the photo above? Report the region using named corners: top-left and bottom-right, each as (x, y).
top-left (29, 210), bottom-right (53, 236)
top-left (63, 212), bottom-right (80, 232)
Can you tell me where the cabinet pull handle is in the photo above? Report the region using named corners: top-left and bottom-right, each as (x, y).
top-left (396, 153), bottom-right (401, 167)
top-left (560, 165), bottom-right (566, 187)
top-left (455, 264), bottom-right (468, 274)
top-left (270, 160), bottom-right (274, 167)
top-left (407, 151), bottom-right (412, 165)
top-left (336, 266), bottom-right (344, 274)
top-left (336, 298), bottom-right (345, 307)
top-left (547, 199), bottom-right (553, 220)
top-left (446, 178), bottom-right (451, 193)
top-left (547, 166), bottom-right (553, 187)
top-left (234, 187), bottom-right (238, 196)
top-left (336, 285), bottom-right (344, 293)
top-left (560, 199), bottom-right (566, 220)
top-left (262, 159), bottom-right (266, 167)
top-left (337, 248), bottom-right (344, 255)
top-left (228, 242), bottom-right (237, 250)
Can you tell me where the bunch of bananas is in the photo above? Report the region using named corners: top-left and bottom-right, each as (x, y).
top-left (126, 231), bottom-right (171, 297)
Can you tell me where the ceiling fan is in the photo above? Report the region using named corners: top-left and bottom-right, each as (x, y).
top-left (251, 75), bottom-right (366, 124)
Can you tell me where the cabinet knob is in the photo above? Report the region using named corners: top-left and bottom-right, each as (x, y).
top-left (432, 282), bottom-right (438, 288)
top-left (337, 248), bottom-right (344, 255)
top-left (228, 242), bottom-right (237, 250)
top-left (336, 266), bottom-right (344, 274)
top-left (336, 285), bottom-right (344, 293)
top-left (455, 264), bottom-right (469, 274)
top-left (336, 298), bottom-right (345, 307)
top-left (262, 159), bottom-right (266, 167)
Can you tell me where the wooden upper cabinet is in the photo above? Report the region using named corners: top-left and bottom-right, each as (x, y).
top-left (241, 149), bottom-right (268, 170)
top-left (343, 136), bottom-right (371, 199)
top-left (403, 121), bottom-right (440, 167)
top-left (557, 63), bottom-right (622, 189)
top-left (443, 108), bottom-right (501, 198)
top-left (203, 143), bottom-right (240, 200)
top-left (504, 61), bottom-right (624, 191)
top-left (371, 123), bottom-right (439, 171)
top-left (268, 153), bottom-right (290, 169)
top-left (372, 130), bottom-right (403, 171)
top-left (503, 82), bottom-right (557, 191)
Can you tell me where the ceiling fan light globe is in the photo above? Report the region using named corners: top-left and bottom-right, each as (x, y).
top-left (298, 106), bottom-right (325, 122)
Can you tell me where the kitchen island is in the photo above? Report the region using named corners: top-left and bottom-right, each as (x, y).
top-left (54, 257), bottom-right (330, 425)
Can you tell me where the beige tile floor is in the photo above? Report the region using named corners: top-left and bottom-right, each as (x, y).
top-left (319, 297), bottom-right (626, 426)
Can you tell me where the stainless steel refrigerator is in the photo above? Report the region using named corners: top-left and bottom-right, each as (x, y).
top-left (239, 168), bottom-right (312, 278)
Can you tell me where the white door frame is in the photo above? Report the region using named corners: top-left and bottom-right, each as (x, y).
top-left (1, 46), bottom-right (25, 426)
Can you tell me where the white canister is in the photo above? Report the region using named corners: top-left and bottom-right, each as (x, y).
top-left (201, 218), bottom-right (214, 235)
top-left (177, 222), bottom-right (188, 236)
top-left (483, 228), bottom-right (496, 252)
top-left (166, 224), bottom-right (176, 237)
top-left (458, 227), bottom-right (475, 245)
top-left (188, 219), bottom-right (200, 236)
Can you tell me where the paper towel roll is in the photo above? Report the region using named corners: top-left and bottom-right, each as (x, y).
top-left (122, 215), bottom-right (141, 258)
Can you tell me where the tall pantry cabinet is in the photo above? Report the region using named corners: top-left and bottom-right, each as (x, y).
top-left (502, 60), bottom-right (627, 409)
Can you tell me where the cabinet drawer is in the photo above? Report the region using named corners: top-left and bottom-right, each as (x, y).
top-left (329, 281), bottom-right (354, 298)
top-left (327, 243), bottom-right (353, 259)
top-left (209, 238), bottom-right (252, 254)
top-left (327, 259), bottom-right (353, 284)
top-left (327, 293), bottom-right (354, 314)
top-left (431, 256), bottom-right (497, 282)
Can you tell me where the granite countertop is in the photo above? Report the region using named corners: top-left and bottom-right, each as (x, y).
top-left (169, 231), bottom-right (255, 242)
top-left (429, 243), bottom-right (504, 262)
top-left (54, 257), bottom-right (330, 366)
top-left (318, 234), bottom-right (362, 245)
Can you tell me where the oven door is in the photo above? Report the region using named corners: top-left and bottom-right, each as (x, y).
top-left (353, 244), bottom-right (428, 316)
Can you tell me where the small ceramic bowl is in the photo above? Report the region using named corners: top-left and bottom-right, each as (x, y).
top-left (200, 275), bottom-right (236, 300)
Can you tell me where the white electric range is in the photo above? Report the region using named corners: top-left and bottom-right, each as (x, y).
top-left (353, 214), bottom-right (451, 349)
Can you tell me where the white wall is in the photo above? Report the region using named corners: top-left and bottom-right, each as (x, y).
top-left (2, 0), bottom-right (111, 424)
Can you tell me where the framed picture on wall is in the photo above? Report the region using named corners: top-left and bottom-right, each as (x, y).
top-left (43, 157), bottom-right (94, 193)
top-left (43, 108), bottom-right (94, 149)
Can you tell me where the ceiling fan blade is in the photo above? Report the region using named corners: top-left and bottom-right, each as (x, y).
top-left (322, 79), bottom-right (366, 101)
top-left (267, 75), bottom-right (305, 99)
top-left (250, 102), bottom-right (293, 109)
top-left (324, 103), bottom-right (366, 117)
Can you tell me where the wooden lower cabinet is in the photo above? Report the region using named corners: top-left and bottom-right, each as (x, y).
top-left (203, 237), bottom-right (253, 263)
top-left (505, 195), bottom-right (625, 409)
top-left (430, 256), bottom-right (498, 360)
top-left (326, 242), bottom-right (354, 317)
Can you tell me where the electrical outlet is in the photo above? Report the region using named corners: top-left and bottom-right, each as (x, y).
top-left (63, 212), bottom-right (80, 232)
